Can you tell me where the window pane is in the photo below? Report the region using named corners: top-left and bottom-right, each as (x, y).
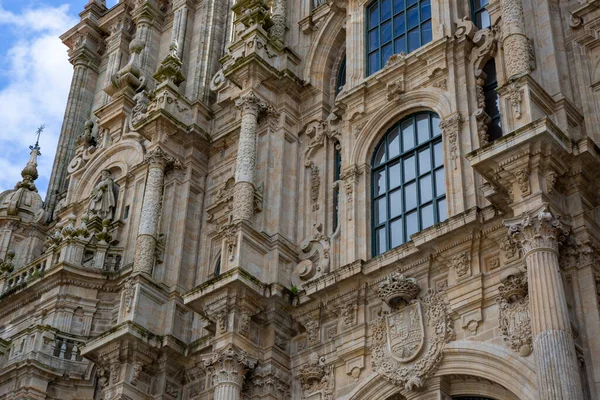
top-left (376, 227), bottom-right (387, 255)
top-left (474, 0), bottom-right (489, 7)
top-left (390, 189), bottom-right (402, 218)
top-left (382, 43), bottom-right (393, 66)
top-left (395, 37), bottom-right (407, 54)
top-left (421, 0), bottom-right (431, 20)
top-left (420, 174), bottom-right (432, 202)
top-left (407, 6), bottom-right (419, 29)
top-left (369, 29), bottom-right (380, 51)
top-left (394, 13), bottom-right (406, 37)
top-left (405, 182), bottom-right (417, 210)
top-left (435, 168), bottom-right (445, 196)
top-left (374, 169), bottom-right (386, 196)
top-left (375, 197), bottom-right (387, 224)
top-left (431, 115), bottom-right (441, 136)
top-left (407, 0), bottom-right (417, 7)
top-left (374, 142), bottom-right (386, 165)
top-left (369, 51), bottom-right (380, 74)
top-left (381, 0), bottom-right (392, 20)
top-left (369, 5), bottom-right (380, 29)
top-left (381, 20), bottom-right (392, 44)
top-left (402, 119), bottom-right (415, 151)
top-left (404, 155), bottom-right (416, 181)
top-left (421, 203), bottom-right (434, 229)
top-left (438, 198), bottom-right (447, 221)
top-left (476, 10), bottom-right (491, 30)
top-left (417, 114), bottom-right (430, 144)
top-left (408, 28), bottom-right (420, 52)
top-left (406, 211), bottom-right (418, 238)
top-left (421, 20), bottom-right (432, 44)
top-left (418, 148), bottom-right (431, 174)
top-left (389, 163), bottom-right (401, 188)
top-left (393, 0), bottom-right (405, 13)
top-left (391, 218), bottom-right (404, 247)
top-left (388, 128), bottom-right (400, 159)
top-left (434, 141), bottom-right (443, 167)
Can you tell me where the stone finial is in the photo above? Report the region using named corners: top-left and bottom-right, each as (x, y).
top-left (378, 271), bottom-right (420, 309)
top-left (153, 41), bottom-right (186, 87)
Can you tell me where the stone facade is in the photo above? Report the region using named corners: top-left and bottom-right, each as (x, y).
top-left (1, 0), bottom-right (600, 399)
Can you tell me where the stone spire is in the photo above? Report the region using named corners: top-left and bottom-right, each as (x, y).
top-left (16, 126), bottom-right (43, 193)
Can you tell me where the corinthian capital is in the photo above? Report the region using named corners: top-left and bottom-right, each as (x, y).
top-left (504, 205), bottom-right (570, 256)
top-left (143, 147), bottom-right (183, 170)
top-left (235, 91), bottom-right (268, 115)
top-left (204, 347), bottom-right (257, 387)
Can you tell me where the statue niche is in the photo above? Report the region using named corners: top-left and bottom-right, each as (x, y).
top-left (88, 170), bottom-right (119, 221)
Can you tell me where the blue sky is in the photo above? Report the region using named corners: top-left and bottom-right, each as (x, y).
top-left (0, 0), bottom-right (118, 198)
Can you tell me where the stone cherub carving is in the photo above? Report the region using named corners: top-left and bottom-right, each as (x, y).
top-left (88, 170), bottom-right (118, 221)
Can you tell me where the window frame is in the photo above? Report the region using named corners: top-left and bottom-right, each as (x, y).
top-left (470, 0), bottom-right (490, 30)
top-left (371, 112), bottom-right (446, 257)
top-left (366, 0), bottom-right (433, 76)
top-left (482, 59), bottom-right (502, 142)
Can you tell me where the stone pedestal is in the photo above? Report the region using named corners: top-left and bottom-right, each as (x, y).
top-left (505, 206), bottom-right (583, 400)
top-left (232, 92), bottom-right (267, 222)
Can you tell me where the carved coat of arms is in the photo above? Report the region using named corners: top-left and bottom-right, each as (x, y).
top-left (372, 272), bottom-right (454, 391)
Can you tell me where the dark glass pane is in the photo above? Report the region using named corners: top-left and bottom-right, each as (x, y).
top-left (404, 155), bottom-right (416, 181)
top-left (369, 29), bottom-right (380, 51)
top-left (408, 28), bottom-right (420, 52)
top-left (435, 168), bottom-right (445, 196)
top-left (376, 227), bottom-right (387, 255)
top-left (389, 163), bottom-right (401, 188)
top-left (406, 211), bottom-right (418, 238)
top-left (420, 174), bottom-right (432, 202)
top-left (418, 148), bottom-right (431, 174)
top-left (476, 10), bottom-right (491, 30)
top-left (421, 203), bottom-right (434, 229)
top-left (369, 51), bottom-right (380, 74)
top-left (391, 218), bottom-right (404, 247)
top-left (405, 182), bottom-right (417, 210)
top-left (374, 142), bottom-right (386, 165)
top-left (407, 0), bottom-right (418, 6)
top-left (421, 20), bottom-right (432, 44)
top-left (434, 141), bottom-right (443, 167)
top-left (438, 198), bottom-right (447, 221)
top-left (431, 115), bottom-right (441, 136)
top-left (382, 0), bottom-right (392, 20)
top-left (390, 189), bottom-right (402, 217)
top-left (407, 6), bottom-right (419, 29)
top-left (394, 13), bottom-right (406, 37)
top-left (417, 113), bottom-right (430, 144)
top-left (381, 20), bottom-right (392, 43)
top-left (421, 0), bottom-right (431, 20)
top-left (474, 0), bottom-right (489, 8)
top-left (394, 0), bottom-right (405, 13)
top-left (483, 60), bottom-right (497, 87)
top-left (402, 118), bottom-right (415, 151)
top-left (374, 169), bottom-right (386, 195)
top-left (375, 197), bottom-right (387, 224)
top-left (484, 89), bottom-right (500, 118)
top-left (382, 43), bottom-right (393, 66)
top-left (369, 5), bottom-right (380, 29)
top-left (489, 116), bottom-right (503, 142)
top-left (388, 128), bottom-right (400, 159)
top-left (395, 37), bottom-right (407, 54)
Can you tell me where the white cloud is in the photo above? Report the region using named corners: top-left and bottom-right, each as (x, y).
top-left (0, 3), bottom-right (78, 198)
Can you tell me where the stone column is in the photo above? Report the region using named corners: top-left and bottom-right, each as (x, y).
top-left (171, 0), bottom-right (190, 59)
top-left (205, 348), bottom-right (256, 400)
top-left (232, 92), bottom-right (267, 222)
top-left (505, 206), bottom-right (583, 400)
top-left (133, 148), bottom-right (176, 275)
top-left (502, 0), bottom-right (530, 79)
top-left (270, 0), bottom-right (286, 49)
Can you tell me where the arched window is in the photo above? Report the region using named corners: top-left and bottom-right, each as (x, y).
top-left (367, 0), bottom-right (433, 76)
top-left (336, 55), bottom-right (346, 95)
top-left (372, 112), bottom-right (446, 256)
top-left (470, 0), bottom-right (490, 30)
top-left (482, 60), bottom-right (502, 142)
top-left (214, 256), bottom-right (221, 277)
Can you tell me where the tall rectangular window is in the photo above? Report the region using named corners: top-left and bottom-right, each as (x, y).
top-left (471, 0), bottom-right (490, 30)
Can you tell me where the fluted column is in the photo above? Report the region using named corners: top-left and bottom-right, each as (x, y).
top-left (133, 148), bottom-right (178, 275)
top-left (232, 92), bottom-right (267, 222)
top-left (171, 1), bottom-right (190, 59)
top-left (205, 348), bottom-right (256, 400)
top-left (505, 206), bottom-right (583, 400)
top-left (502, 0), bottom-right (530, 79)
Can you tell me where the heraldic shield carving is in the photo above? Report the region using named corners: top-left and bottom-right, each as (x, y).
top-left (372, 272), bottom-right (454, 391)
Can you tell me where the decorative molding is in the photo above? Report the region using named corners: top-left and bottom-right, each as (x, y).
top-left (497, 274), bottom-right (532, 356)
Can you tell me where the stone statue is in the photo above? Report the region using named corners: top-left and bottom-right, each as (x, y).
top-left (88, 170), bottom-right (117, 221)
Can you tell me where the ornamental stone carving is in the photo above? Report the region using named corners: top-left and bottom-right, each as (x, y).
top-left (371, 288), bottom-right (454, 391)
top-left (502, 0), bottom-right (531, 79)
top-left (298, 352), bottom-right (334, 400)
top-left (204, 347), bottom-right (256, 388)
top-left (378, 272), bottom-right (420, 309)
top-left (451, 253), bottom-right (470, 279)
top-left (496, 273), bottom-right (532, 356)
top-left (341, 166), bottom-right (362, 221)
top-left (505, 206), bottom-right (570, 255)
top-left (88, 170), bottom-right (117, 221)
top-left (439, 113), bottom-right (463, 170)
